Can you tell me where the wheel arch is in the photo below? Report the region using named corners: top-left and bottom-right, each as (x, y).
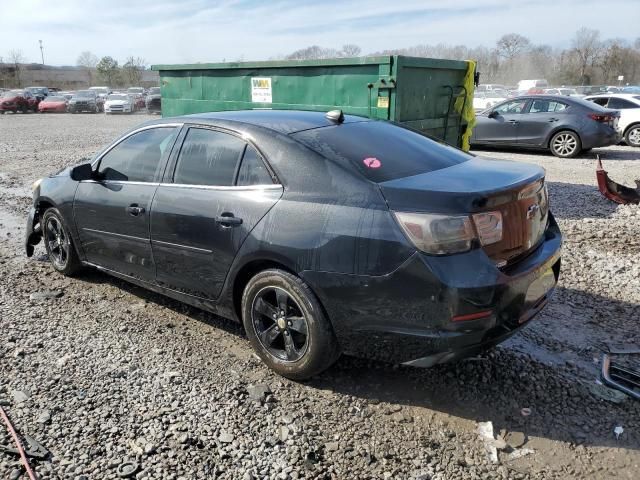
top-left (545, 127), bottom-right (582, 149)
top-left (623, 122), bottom-right (640, 136)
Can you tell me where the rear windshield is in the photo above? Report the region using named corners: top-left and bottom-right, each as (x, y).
top-left (292, 121), bottom-right (471, 182)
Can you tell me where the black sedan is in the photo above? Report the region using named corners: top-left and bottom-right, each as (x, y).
top-left (26, 110), bottom-right (562, 379)
top-left (471, 95), bottom-right (620, 158)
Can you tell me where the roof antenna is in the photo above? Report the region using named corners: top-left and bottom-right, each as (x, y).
top-left (325, 109), bottom-right (344, 124)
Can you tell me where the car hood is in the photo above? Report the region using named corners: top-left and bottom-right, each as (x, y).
top-left (379, 157), bottom-right (545, 213)
top-left (1, 96), bottom-right (20, 101)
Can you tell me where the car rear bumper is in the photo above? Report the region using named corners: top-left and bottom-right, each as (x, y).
top-left (582, 125), bottom-right (621, 149)
top-left (301, 214), bottom-right (562, 366)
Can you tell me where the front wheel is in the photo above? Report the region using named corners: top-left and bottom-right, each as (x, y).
top-left (242, 269), bottom-right (340, 380)
top-left (550, 131), bottom-right (581, 158)
top-left (42, 208), bottom-right (82, 276)
top-left (625, 125), bottom-right (640, 147)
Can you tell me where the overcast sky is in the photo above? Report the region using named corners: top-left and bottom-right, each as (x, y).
top-left (0, 0), bottom-right (638, 66)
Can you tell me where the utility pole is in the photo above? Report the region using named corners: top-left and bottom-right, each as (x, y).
top-left (39, 40), bottom-right (44, 65)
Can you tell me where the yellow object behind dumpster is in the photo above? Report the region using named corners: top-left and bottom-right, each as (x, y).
top-left (454, 60), bottom-right (477, 152)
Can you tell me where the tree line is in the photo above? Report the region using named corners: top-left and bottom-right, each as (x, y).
top-left (76, 52), bottom-right (147, 87)
top-left (280, 28), bottom-right (640, 87)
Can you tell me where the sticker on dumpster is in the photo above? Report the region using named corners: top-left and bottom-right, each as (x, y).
top-left (377, 96), bottom-right (389, 109)
top-left (251, 77), bottom-right (272, 103)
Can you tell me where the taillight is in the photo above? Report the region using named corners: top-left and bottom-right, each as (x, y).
top-left (393, 211), bottom-right (503, 255)
top-left (588, 113), bottom-right (617, 125)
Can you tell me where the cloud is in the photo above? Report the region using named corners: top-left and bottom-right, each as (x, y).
top-left (0, 0), bottom-right (638, 66)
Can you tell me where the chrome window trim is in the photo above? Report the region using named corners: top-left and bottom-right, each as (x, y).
top-left (157, 183), bottom-right (283, 191)
top-left (79, 180), bottom-right (160, 186)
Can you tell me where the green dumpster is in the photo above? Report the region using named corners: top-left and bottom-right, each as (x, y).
top-left (151, 56), bottom-right (475, 149)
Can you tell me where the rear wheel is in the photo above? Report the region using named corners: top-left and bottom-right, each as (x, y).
top-left (625, 125), bottom-right (640, 147)
top-left (550, 131), bottom-right (581, 158)
top-left (242, 269), bottom-right (340, 380)
top-left (42, 208), bottom-right (82, 276)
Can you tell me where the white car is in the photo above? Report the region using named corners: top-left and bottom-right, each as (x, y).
top-left (543, 88), bottom-right (584, 98)
top-left (473, 91), bottom-right (508, 111)
top-left (104, 94), bottom-right (135, 114)
top-left (584, 93), bottom-right (640, 147)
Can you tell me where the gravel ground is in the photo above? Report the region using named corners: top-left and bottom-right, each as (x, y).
top-left (1, 112), bottom-right (639, 479)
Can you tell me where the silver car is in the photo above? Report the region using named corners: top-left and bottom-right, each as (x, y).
top-left (471, 95), bottom-right (620, 158)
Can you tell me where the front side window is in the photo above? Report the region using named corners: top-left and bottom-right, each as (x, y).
top-left (236, 146), bottom-right (273, 186)
top-left (589, 97), bottom-right (609, 107)
top-left (173, 128), bottom-right (245, 186)
top-left (494, 100), bottom-right (528, 115)
top-left (98, 127), bottom-right (177, 182)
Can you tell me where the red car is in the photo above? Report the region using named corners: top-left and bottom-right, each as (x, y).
top-left (38, 95), bottom-right (68, 113)
top-left (0, 89), bottom-right (39, 113)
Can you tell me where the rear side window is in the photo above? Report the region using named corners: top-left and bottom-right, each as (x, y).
top-left (608, 98), bottom-right (637, 109)
top-left (173, 128), bottom-right (245, 186)
top-left (529, 100), bottom-right (567, 113)
top-left (236, 146), bottom-right (273, 186)
top-left (293, 121), bottom-right (471, 183)
top-left (589, 97), bottom-right (609, 107)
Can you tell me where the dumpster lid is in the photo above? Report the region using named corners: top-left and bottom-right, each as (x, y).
top-left (151, 56), bottom-right (393, 71)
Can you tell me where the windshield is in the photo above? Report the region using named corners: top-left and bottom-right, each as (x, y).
top-left (108, 94), bottom-right (129, 101)
top-left (149, 88), bottom-right (160, 94)
top-left (128, 88), bottom-right (143, 93)
top-left (2, 91), bottom-right (21, 97)
top-left (27, 87), bottom-right (47, 95)
top-left (293, 120), bottom-right (471, 183)
top-left (44, 96), bottom-right (65, 102)
top-left (74, 91), bottom-right (93, 98)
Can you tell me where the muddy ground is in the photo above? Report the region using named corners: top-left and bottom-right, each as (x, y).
top-left (1, 113), bottom-right (639, 479)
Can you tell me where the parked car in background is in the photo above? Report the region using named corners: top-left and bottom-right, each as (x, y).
top-left (26, 86), bottom-right (50, 100)
top-left (575, 85), bottom-right (608, 96)
top-left (621, 86), bottom-right (640, 94)
top-left (473, 90), bottom-right (508, 111)
top-left (25, 110), bottom-right (561, 379)
top-left (476, 84), bottom-right (506, 92)
top-left (543, 88), bottom-right (583, 98)
top-left (584, 94), bottom-right (640, 147)
top-left (68, 90), bottom-right (101, 113)
top-left (127, 87), bottom-right (146, 110)
top-left (104, 93), bottom-right (135, 114)
top-left (471, 95), bottom-right (620, 158)
top-left (517, 79), bottom-right (548, 91)
top-left (37, 95), bottom-right (68, 113)
top-left (60, 91), bottom-right (75, 101)
top-left (0, 89), bottom-right (39, 113)
top-left (88, 86), bottom-right (110, 99)
top-left (145, 87), bottom-right (161, 113)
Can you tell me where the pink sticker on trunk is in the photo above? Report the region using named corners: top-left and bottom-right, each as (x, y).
top-left (363, 157), bottom-right (381, 168)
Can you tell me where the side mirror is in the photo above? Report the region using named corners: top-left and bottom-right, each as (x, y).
top-left (70, 163), bottom-right (94, 181)
top-left (488, 110), bottom-right (499, 119)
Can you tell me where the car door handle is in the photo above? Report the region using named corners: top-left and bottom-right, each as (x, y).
top-left (508, 120), bottom-right (519, 125)
top-left (215, 213), bottom-right (243, 227)
top-left (126, 204), bottom-right (145, 216)
top-left (548, 118), bottom-right (559, 122)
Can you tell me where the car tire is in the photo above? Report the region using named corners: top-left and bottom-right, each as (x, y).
top-left (549, 130), bottom-right (581, 158)
top-left (242, 269), bottom-right (340, 380)
top-left (42, 208), bottom-right (82, 276)
top-left (625, 124), bottom-right (640, 147)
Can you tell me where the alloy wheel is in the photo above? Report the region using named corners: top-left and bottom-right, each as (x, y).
top-left (552, 133), bottom-right (578, 157)
top-left (45, 216), bottom-right (69, 269)
top-left (628, 127), bottom-right (640, 147)
top-left (251, 286), bottom-right (309, 362)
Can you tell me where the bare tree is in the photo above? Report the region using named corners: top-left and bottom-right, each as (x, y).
top-left (340, 44), bottom-right (361, 57)
top-left (77, 51), bottom-right (98, 86)
top-left (122, 56), bottom-right (146, 86)
top-left (496, 34), bottom-right (531, 61)
top-left (8, 50), bottom-right (25, 87)
top-left (571, 28), bottom-right (602, 84)
top-left (285, 46), bottom-right (338, 60)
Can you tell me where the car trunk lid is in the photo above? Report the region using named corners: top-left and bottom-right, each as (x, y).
top-left (379, 157), bottom-right (548, 266)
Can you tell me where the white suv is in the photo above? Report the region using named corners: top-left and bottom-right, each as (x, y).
top-left (584, 93), bottom-right (640, 147)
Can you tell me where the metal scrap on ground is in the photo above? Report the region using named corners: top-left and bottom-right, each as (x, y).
top-left (596, 157), bottom-right (640, 204)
